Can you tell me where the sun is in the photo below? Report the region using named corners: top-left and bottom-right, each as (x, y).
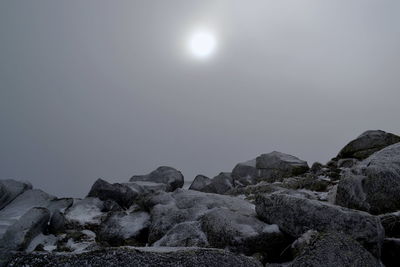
top-left (188, 30), bottom-right (217, 59)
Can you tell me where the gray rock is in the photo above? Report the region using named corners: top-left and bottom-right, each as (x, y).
top-left (0, 179), bottom-right (32, 210)
top-left (256, 152), bottom-right (309, 182)
top-left (189, 175), bottom-right (212, 191)
top-left (130, 166), bottom-right (184, 191)
top-left (382, 238), bottom-right (400, 267)
top-left (290, 232), bottom-right (381, 267)
top-left (232, 159), bottom-right (258, 186)
top-left (255, 193), bottom-right (384, 257)
top-left (64, 197), bottom-right (105, 226)
top-left (337, 130), bottom-right (400, 160)
top-left (337, 158), bottom-right (358, 168)
top-left (0, 207), bottom-right (50, 266)
top-left (290, 230), bottom-right (319, 257)
top-left (379, 211), bottom-right (400, 238)
top-left (201, 172), bottom-right (235, 195)
top-left (153, 221), bottom-right (209, 247)
top-left (335, 142), bottom-right (400, 214)
top-left (48, 210), bottom-right (67, 234)
top-left (98, 211), bottom-right (150, 246)
top-left (8, 247), bottom-right (263, 267)
top-left (87, 179), bottom-right (138, 208)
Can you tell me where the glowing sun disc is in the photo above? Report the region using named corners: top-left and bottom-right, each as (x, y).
top-left (188, 31), bottom-right (217, 59)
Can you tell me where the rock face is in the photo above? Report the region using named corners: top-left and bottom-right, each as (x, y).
top-left (337, 130), bottom-right (400, 160)
top-left (290, 232), bottom-right (381, 267)
top-left (335, 143), bottom-right (400, 214)
top-left (9, 247), bottom-right (263, 267)
top-left (130, 166), bottom-right (184, 192)
top-left (98, 211), bottom-right (150, 246)
top-left (231, 159), bottom-right (258, 186)
top-left (255, 193), bottom-right (384, 257)
top-left (256, 152), bottom-right (309, 182)
top-left (87, 179), bottom-right (138, 208)
top-left (0, 179), bottom-right (31, 210)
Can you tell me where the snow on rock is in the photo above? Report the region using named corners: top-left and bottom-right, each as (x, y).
top-left (64, 197), bottom-right (104, 226)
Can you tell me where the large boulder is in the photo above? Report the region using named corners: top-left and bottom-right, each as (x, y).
top-left (337, 130), bottom-right (400, 160)
top-left (255, 193), bottom-right (384, 257)
top-left (130, 166), bottom-right (184, 191)
top-left (256, 152), bottom-right (309, 182)
top-left (201, 172), bottom-right (235, 195)
top-left (98, 211), bottom-right (150, 246)
top-left (64, 197), bottom-right (105, 227)
top-left (0, 179), bottom-right (32, 210)
top-left (0, 207), bottom-right (50, 266)
top-left (146, 189), bottom-right (288, 258)
top-left (87, 179), bottom-right (138, 208)
top-left (189, 175), bottom-right (212, 191)
top-left (290, 232), bottom-right (381, 267)
top-left (9, 247), bottom-right (263, 267)
top-left (335, 142), bottom-right (400, 214)
top-left (232, 159), bottom-right (258, 186)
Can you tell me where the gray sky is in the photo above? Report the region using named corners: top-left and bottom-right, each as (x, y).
top-left (1, 0), bottom-right (399, 197)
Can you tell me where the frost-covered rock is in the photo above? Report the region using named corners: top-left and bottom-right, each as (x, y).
top-left (0, 189), bottom-right (55, 238)
top-left (290, 232), bottom-right (381, 267)
top-left (337, 130), bottom-right (400, 160)
top-left (130, 166), bottom-right (184, 191)
top-left (256, 152), bottom-right (309, 182)
top-left (0, 179), bottom-right (32, 210)
top-left (189, 175), bottom-right (212, 191)
top-left (255, 193), bottom-right (384, 257)
top-left (154, 221), bottom-right (209, 247)
top-left (64, 197), bottom-right (104, 226)
top-left (9, 247), bottom-right (263, 267)
top-left (87, 178), bottom-right (138, 208)
top-left (290, 230), bottom-right (319, 257)
top-left (200, 172), bottom-right (235, 195)
top-left (232, 159), bottom-right (258, 186)
top-left (0, 207), bottom-right (50, 266)
top-left (98, 211), bottom-right (150, 246)
top-left (335, 142), bottom-right (400, 214)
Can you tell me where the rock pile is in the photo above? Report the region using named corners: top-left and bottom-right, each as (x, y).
top-left (1, 129), bottom-right (400, 266)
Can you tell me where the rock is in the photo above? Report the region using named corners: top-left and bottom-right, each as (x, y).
top-left (337, 130), bottom-right (400, 160)
top-left (0, 189), bottom-right (55, 238)
top-left (8, 247), bottom-right (263, 267)
top-left (126, 181), bottom-right (168, 194)
top-left (290, 232), bottom-right (381, 267)
top-left (310, 162), bottom-right (323, 174)
top-left (201, 172), bottom-right (235, 194)
top-left (379, 211), bottom-right (400, 238)
top-left (0, 179), bottom-right (32, 210)
top-left (200, 208), bottom-right (289, 258)
top-left (290, 230), bottom-right (319, 257)
top-left (130, 166), bottom-right (184, 191)
top-left (232, 159), bottom-right (258, 186)
top-left (48, 211), bottom-right (67, 234)
top-left (98, 211), bottom-right (150, 246)
top-left (382, 238), bottom-right (400, 267)
top-left (337, 158), bottom-right (358, 168)
top-left (335, 142), bottom-right (400, 214)
top-left (153, 221), bottom-right (209, 247)
top-left (255, 193), bottom-right (384, 257)
top-left (0, 207), bottom-right (50, 266)
top-left (280, 176), bottom-right (329, 192)
top-left (87, 179), bottom-right (138, 208)
top-left (256, 152), bottom-right (309, 182)
top-left (64, 197), bottom-right (104, 226)
top-left (189, 175), bottom-right (212, 191)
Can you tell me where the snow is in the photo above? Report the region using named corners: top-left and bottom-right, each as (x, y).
top-left (262, 224), bottom-right (280, 234)
top-left (119, 212), bottom-right (150, 238)
top-left (26, 233), bottom-right (57, 252)
top-left (65, 197), bottom-right (104, 225)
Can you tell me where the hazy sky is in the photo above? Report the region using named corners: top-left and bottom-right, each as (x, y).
top-left (1, 0), bottom-right (399, 197)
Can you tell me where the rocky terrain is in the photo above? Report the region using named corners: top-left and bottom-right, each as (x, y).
top-left (1, 129), bottom-right (400, 266)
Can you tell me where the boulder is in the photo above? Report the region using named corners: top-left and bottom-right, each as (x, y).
top-left (201, 172), bottom-right (235, 195)
top-left (9, 247), bottom-right (263, 267)
top-left (290, 232), bottom-right (381, 267)
top-left (231, 159), bottom-right (258, 186)
top-left (337, 130), bottom-right (400, 160)
top-left (379, 211), bottom-right (400, 238)
top-left (335, 142), bottom-right (400, 214)
top-left (87, 179), bottom-right (138, 208)
top-left (64, 197), bottom-right (104, 226)
top-left (153, 221), bottom-right (209, 247)
top-left (0, 207), bottom-right (50, 266)
top-left (0, 179), bottom-right (32, 210)
top-left (255, 193), bottom-right (384, 257)
top-left (256, 152), bottom-right (309, 182)
top-left (130, 166), bottom-right (184, 191)
top-left (189, 175), bottom-right (212, 191)
top-left (98, 211), bottom-right (150, 246)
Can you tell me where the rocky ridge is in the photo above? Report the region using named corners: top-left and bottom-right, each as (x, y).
top-left (1, 129), bottom-right (400, 266)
